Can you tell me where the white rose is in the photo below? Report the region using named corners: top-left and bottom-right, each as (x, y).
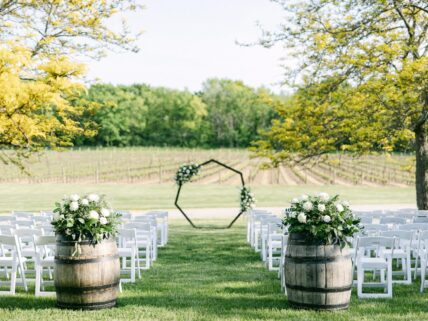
top-left (297, 212), bottom-right (307, 223)
top-left (69, 194), bottom-right (79, 202)
top-left (289, 211), bottom-right (297, 218)
top-left (300, 194), bottom-right (309, 201)
top-left (101, 208), bottom-right (110, 217)
top-left (317, 204), bottom-right (326, 212)
top-left (88, 194), bottom-right (100, 202)
top-left (291, 198), bottom-right (299, 204)
top-left (81, 198), bottom-right (89, 206)
top-left (342, 200), bottom-right (350, 207)
top-left (88, 210), bottom-right (99, 221)
top-left (323, 215), bottom-right (331, 223)
top-left (70, 201), bottom-right (79, 212)
top-left (318, 192), bottom-right (330, 202)
top-left (336, 204), bottom-right (344, 212)
top-left (99, 217), bottom-right (108, 225)
top-left (303, 201), bottom-right (313, 211)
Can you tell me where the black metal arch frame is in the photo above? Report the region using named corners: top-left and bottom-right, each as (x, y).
top-left (174, 159), bottom-right (246, 229)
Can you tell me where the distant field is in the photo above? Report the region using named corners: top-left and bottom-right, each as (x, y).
top-left (0, 147), bottom-right (416, 187)
top-left (0, 183), bottom-right (415, 212)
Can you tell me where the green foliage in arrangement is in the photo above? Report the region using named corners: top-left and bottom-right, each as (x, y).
top-left (174, 163), bottom-right (200, 185)
top-left (73, 79), bottom-right (278, 148)
top-left (239, 186), bottom-right (256, 212)
top-left (52, 193), bottom-right (122, 244)
top-left (284, 193), bottom-right (361, 248)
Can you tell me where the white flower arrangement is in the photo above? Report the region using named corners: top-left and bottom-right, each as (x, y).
top-left (174, 163), bottom-right (200, 185)
top-left (240, 186), bottom-right (256, 212)
top-left (284, 193), bottom-right (361, 247)
top-left (51, 193), bottom-right (122, 244)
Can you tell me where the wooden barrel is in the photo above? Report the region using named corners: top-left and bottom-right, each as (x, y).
top-left (284, 233), bottom-right (352, 310)
top-left (54, 236), bottom-right (120, 310)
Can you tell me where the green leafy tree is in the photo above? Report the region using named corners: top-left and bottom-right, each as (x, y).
top-left (254, 0), bottom-right (428, 208)
top-left (200, 79), bottom-right (276, 147)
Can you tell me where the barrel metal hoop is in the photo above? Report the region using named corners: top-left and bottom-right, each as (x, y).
top-left (285, 283), bottom-right (352, 293)
top-left (55, 281), bottom-right (119, 294)
top-left (57, 299), bottom-right (117, 309)
top-left (55, 254), bottom-right (119, 265)
top-left (285, 255), bottom-right (351, 263)
top-left (288, 300), bottom-right (349, 310)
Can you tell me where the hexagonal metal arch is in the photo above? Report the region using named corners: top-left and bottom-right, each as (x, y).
top-left (174, 159), bottom-right (246, 229)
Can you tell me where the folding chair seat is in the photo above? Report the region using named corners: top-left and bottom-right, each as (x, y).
top-left (33, 235), bottom-right (56, 297)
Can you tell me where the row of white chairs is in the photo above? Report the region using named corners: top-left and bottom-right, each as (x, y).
top-left (0, 210), bottom-right (169, 296)
top-left (246, 209), bottom-right (428, 299)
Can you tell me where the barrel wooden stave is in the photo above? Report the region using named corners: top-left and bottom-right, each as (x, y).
top-left (285, 233), bottom-right (352, 310)
top-left (55, 237), bottom-right (120, 310)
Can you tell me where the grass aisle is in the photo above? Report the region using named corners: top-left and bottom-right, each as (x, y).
top-left (1, 221), bottom-right (428, 320)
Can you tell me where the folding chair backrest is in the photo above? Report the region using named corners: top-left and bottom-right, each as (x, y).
top-left (359, 217), bottom-right (373, 224)
top-left (380, 216), bottom-right (406, 225)
top-left (33, 235), bottom-right (56, 246)
top-left (40, 211), bottom-right (54, 217)
top-left (358, 236), bottom-right (395, 248)
top-left (13, 211), bottom-right (35, 220)
top-left (399, 223), bottom-right (428, 231)
top-left (363, 224), bottom-right (389, 235)
top-left (34, 216), bottom-right (51, 224)
top-left (0, 215), bottom-right (16, 223)
top-left (381, 230), bottom-right (414, 248)
top-left (413, 216), bottom-right (428, 223)
top-left (123, 222), bottom-right (151, 233)
top-left (15, 228), bottom-right (43, 243)
top-left (0, 234), bottom-right (18, 246)
top-left (118, 228), bottom-right (137, 247)
top-left (15, 220), bottom-right (35, 228)
top-left (0, 225), bottom-right (15, 235)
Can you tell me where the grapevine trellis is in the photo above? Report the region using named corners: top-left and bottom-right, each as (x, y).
top-left (174, 159), bottom-right (255, 229)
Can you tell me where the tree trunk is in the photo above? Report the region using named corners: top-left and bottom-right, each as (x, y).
top-left (415, 124), bottom-right (428, 209)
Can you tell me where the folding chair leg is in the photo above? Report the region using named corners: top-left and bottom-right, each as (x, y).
top-left (35, 266), bottom-right (41, 297)
top-left (10, 263), bottom-right (17, 295)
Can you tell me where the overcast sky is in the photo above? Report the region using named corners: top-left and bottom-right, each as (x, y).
top-left (85, 0), bottom-right (287, 92)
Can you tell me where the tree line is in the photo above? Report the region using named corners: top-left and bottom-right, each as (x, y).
top-left (74, 79), bottom-right (280, 148)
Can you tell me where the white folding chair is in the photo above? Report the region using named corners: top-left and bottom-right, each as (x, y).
top-left (117, 228), bottom-right (140, 291)
top-left (266, 221), bottom-right (283, 270)
top-left (0, 235), bottom-right (27, 294)
top-left (15, 228), bottom-right (43, 278)
top-left (356, 236), bottom-right (396, 298)
top-left (133, 215), bottom-right (158, 261)
top-left (146, 211), bottom-right (169, 246)
top-left (123, 222), bottom-right (152, 270)
top-left (33, 235), bottom-right (56, 297)
top-left (381, 230), bottom-right (414, 284)
top-left (278, 233), bottom-right (288, 295)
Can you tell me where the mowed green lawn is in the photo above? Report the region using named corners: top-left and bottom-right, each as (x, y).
top-left (0, 220), bottom-right (427, 321)
top-left (0, 183), bottom-right (416, 212)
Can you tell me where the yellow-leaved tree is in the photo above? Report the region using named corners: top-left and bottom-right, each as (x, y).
top-left (254, 0), bottom-right (428, 208)
top-left (0, 0), bottom-right (142, 167)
